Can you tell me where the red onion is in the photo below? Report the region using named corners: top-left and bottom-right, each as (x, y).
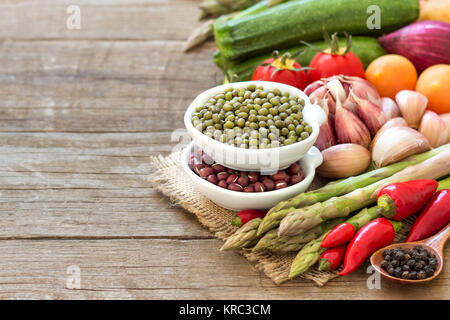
top-left (378, 21), bottom-right (450, 72)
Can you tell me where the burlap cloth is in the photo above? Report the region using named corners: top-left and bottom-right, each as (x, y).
top-left (150, 150), bottom-right (414, 287)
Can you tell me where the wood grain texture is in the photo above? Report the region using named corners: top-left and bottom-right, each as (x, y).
top-left (0, 40), bottom-right (220, 132)
top-left (0, 239), bottom-right (447, 299)
top-left (0, 0), bottom-right (201, 40)
top-left (0, 0), bottom-right (447, 300)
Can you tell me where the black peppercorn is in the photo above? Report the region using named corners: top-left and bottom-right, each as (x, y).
top-left (383, 249), bottom-right (390, 257)
top-left (394, 267), bottom-right (403, 278)
top-left (415, 260), bottom-right (426, 270)
top-left (401, 271), bottom-right (410, 279)
top-left (394, 251), bottom-right (405, 261)
top-left (402, 264), bottom-right (410, 271)
top-left (424, 266), bottom-right (435, 277)
top-left (391, 259), bottom-right (399, 267)
top-left (417, 270), bottom-right (427, 280)
top-left (428, 258), bottom-right (437, 268)
top-left (387, 266), bottom-right (395, 275)
top-left (407, 259), bottom-right (416, 267)
top-left (384, 255), bottom-right (392, 262)
top-left (410, 271), bottom-right (418, 280)
top-left (381, 260), bottom-right (389, 270)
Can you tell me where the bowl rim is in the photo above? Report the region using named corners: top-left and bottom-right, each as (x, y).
top-left (184, 80), bottom-right (324, 156)
top-left (181, 141), bottom-right (318, 199)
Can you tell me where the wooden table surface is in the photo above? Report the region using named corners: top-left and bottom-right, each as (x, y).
top-left (0, 0), bottom-right (448, 300)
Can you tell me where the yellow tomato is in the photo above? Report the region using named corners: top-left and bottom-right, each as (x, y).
top-left (365, 55), bottom-right (417, 99)
top-left (416, 64), bottom-right (450, 114)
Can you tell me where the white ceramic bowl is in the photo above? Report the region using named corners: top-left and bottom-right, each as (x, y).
top-left (184, 81), bottom-right (326, 172)
top-left (181, 142), bottom-right (323, 211)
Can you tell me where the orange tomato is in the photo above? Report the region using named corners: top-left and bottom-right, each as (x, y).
top-left (365, 55), bottom-right (417, 99)
top-left (416, 64), bottom-right (450, 114)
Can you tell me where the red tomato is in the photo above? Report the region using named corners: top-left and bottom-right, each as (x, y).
top-left (308, 50), bottom-right (365, 82)
top-left (252, 57), bottom-right (309, 90)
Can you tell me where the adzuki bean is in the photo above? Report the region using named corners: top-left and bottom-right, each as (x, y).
top-left (189, 150), bottom-right (305, 193)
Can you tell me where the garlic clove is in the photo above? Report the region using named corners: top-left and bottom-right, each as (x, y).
top-left (395, 90), bottom-right (428, 129)
top-left (305, 80), bottom-right (324, 96)
top-left (372, 126), bottom-right (431, 167)
top-left (325, 78), bottom-right (347, 104)
top-left (317, 144), bottom-right (371, 178)
top-left (352, 93), bottom-right (387, 136)
top-left (419, 110), bottom-right (448, 147)
top-left (440, 113), bottom-right (450, 143)
top-left (370, 117), bottom-right (408, 151)
top-left (381, 97), bottom-right (401, 120)
top-left (314, 115), bottom-right (337, 151)
top-left (334, 104), bottom-right (371, 148)
top-left (342, 97), bottom-right (358, 114)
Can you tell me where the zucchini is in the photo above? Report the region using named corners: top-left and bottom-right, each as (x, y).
top-left (216, 36), bottom-right (387, 82)
top-left (215, 0), bottom-right (419, 61)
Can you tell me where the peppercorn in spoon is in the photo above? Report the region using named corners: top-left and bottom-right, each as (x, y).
top-left (370, 223), bottom-right (449, 284)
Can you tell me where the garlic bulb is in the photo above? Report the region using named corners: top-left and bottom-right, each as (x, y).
top-left (419, 110), bottom-right (448, 147)
top-left (317, 144), bottom-right (371, 178)
top-left (395, 90), bottom-right (428, 128)
top-left (372, 126), bottom-right (431, 167)
top-left (370, 117), bottom-right (408, 151)
top-left (381, 97), bottom-right (401, 120)
top-left (440, 113), bottom-right (450, 143)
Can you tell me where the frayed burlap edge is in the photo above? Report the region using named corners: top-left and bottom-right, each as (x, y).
top-left (149, 151), bottom-right (414, 287)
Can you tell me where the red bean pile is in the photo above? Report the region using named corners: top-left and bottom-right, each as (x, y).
top-left (189, 152), bottom-right (305, 192)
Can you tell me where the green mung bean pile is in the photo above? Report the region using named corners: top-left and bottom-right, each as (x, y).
top-left (191, 84), bottom-right (312, 148)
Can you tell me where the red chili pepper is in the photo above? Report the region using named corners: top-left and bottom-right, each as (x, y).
top-left (406, 190), bottom-right (450, 242)
top-left (340, 218), bottom-right (402, 276)
top-left (231, 209), bottom-right (266, 227)
top-left (377, 180), bottom-right (438, 221)
top-left (318, 245), bottom-right (346, 271)
top-left (321, 223), bottom-right (356, 248)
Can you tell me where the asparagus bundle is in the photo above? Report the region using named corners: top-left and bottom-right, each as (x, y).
top-left (253, 218), bottom-right (344, 253)
top-left (289, 175), bottom-right (450, 278)
top-left (279, 146), bottom-right (450, 237)
top-left (258, 144), bottom-right (450, 236)
top-left (220, 218), bottom-right (262, 251)
top-left (288, 206), bottom-right (382, 278)
top-left (219, 145), bottom-right (449, 251)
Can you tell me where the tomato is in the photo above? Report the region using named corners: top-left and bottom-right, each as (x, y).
top-left (307, 32), bottom-right (365, 82)
top-left (251, 53), bottom-right (309, 90)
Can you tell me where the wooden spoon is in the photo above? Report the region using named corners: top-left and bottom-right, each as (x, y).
top-left (370, 223), bottom-right (450, 284)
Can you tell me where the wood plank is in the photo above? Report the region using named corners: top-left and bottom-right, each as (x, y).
top-left (0, 0), bottom-right (202, 40)
top-left (0, 132), bottom-right (209, 238)
top-left (0, 239), bottom-right (448, 299)
top-left (0, 40), bottom-right (219, 132)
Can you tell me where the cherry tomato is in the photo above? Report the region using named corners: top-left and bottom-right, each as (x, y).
top-left (307, 32), bottom-right (365, 82)
top-left (252, 54), bottom-right (309, 90)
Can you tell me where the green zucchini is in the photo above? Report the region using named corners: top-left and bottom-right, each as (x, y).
top-left (216, 36), bottom-right (387, 82)
top-left (215, 0), bottom-right (419, 61)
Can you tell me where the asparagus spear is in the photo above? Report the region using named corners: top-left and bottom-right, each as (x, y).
top-left (279, 146), bottom-right (450, 237)
top-left (258, 144), bottom-right (450, 236)
top-left (253, 217), bottom-right (345, 253)
top-left (198, 0), bottom-right (260, 20)
top-left (220, 218), bottom-right (262, 251)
